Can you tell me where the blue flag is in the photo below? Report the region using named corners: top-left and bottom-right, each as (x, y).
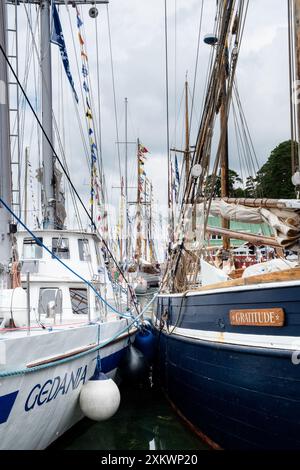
top-left (51, 3), bottom-right (78, 103)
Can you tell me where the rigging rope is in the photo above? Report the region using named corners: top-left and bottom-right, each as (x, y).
top-left (164, 0), bottom-right (171, 218)
top-left (0, 294), bottom-right (158, 378)
top-left (0, 195), bottom-right (135, 320)
top-left (106, 5), bottom-right (122, 187)
top-left (189, 0), bottom-right (205, 137)
top-left (0, 41), bottom-right (139, 311)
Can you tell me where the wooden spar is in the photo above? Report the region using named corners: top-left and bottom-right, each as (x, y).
top-left (197, 196), bottom-right (300, 210)
top-left (149, 182), bottom-right (154, 261)
top-left (293, 0), bottom-right (300, 167)
top-left (206, 226), bottom-right (281, 247)
top-left (219, 20), bottom-right (230, 250)
top-left (144, 178), bottom-right (148, 260)
top-left (220, 71), bottom-right (230, 249)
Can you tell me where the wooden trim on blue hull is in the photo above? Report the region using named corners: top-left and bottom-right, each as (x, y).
top-left (163, 390), bottom-right (222, 450)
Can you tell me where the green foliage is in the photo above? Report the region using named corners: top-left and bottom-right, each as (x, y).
top-left (206, 169), bottom-right (244, 197)
top-left (254, 140), bottom-right (296, 198)
top-left (205, 140), bottom-right (296, 199)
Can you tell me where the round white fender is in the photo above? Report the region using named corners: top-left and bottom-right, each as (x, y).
top-left (79, 373), bottom-right (121, 421)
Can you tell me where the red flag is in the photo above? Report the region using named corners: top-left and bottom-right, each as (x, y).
top-left (139, 144), bottom-right (149, 153)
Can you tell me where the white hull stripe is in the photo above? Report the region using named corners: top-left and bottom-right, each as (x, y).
top-left (154, 319), bottom-right (300, 351)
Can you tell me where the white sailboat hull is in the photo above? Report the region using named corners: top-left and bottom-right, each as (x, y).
top-left (0, 320), bottom-right (129, 449)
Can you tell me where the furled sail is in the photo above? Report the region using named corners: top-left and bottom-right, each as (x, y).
top-left (201, 199), bottom-right (300, 249)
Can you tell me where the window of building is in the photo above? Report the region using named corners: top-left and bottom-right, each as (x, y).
top-left (78, 239), bottom-right (91, 261)
top-left (69, 288), bottom-right (88, 315)
top-left (52, 237), bottom-right (70, 259)
top-left (23, 237), bottom-right (43, 259)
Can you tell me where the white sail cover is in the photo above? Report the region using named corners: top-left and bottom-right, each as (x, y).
top-left (202, 200), bottom-right (300, 248)
top-left (200, 258), bottom-right (229, 286)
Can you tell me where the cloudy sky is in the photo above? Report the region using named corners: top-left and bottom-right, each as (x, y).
top-left (10, 0), bottom-right (290, 243)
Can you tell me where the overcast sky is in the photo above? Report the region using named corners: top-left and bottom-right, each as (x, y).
top-left (10, 0), bottom-right (291, 241)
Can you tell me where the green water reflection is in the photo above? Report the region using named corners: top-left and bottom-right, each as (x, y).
top-left (50, 381), bottom-right (208, 450)
top-left (50, 290), bottom-right (208, 450)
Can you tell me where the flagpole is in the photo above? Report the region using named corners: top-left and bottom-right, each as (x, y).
top-left (41, 0), bottom-right (55, 229)
top-left (124, 98), bottom-right (129, 281)
top-left (136, 138), bottom-right (142, 265)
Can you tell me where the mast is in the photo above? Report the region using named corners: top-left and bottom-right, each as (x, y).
top-left (136, 138), bottom-right (142, 264)
top-left (293, 0), bottom-right (300, 172)
top-left (40, 0), bottom-right (55, 229)
top-left (124, 97), bottom-right (128, 271)
top-left (10, 1), bottom-right (110, 230)
top-left (149, 182), bottom-right (153, 262)
top-left (220, 46), bottom-right (230, 250)
top-left (184, 79), bottom-right (190, 187)
top-left (0, 2), bottom-right (13, 288)
top-left (24, 147), bottom-right (29, 225)
top-left (144, 178), bottom-right (148, 261)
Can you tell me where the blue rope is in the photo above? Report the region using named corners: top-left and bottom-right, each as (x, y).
top-left (0, 196), bottom-right (133, 319)
top-left (0, 293), bottom-right (157, 378)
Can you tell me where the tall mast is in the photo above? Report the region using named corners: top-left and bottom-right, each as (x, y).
top-left (124, 97), bottom-right (128, 270)
top-left (144, 178), bottom-right (148, 261)
top-left (24, 147), bottom-right (29, 225)
top-left (40, 0), bottom-right (55, 229)
top-left (220, 49), bottom-right (230, 250)
top-left (136, 138), bottom-right (142, 264)
top-left (184, 78), bottom-right (190, 187)
top-left (293, 0), bottom-right (300, 172)
top-left (149, 181), bottom-right (154, 262)
top-left (0, 2), bottom-right (12, 288)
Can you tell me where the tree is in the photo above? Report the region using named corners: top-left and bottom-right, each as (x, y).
top-left (205, 169), bottom-right (245, 197)
top-left (244, 176), bottom-right (257, 197)
top-left (255, 140), bottom-right (296, 199)
top-left (205, 140), bottom-right (296, 199)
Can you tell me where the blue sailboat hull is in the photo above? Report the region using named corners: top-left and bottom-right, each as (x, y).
top-left (154, 283), bottom-right (300, 449)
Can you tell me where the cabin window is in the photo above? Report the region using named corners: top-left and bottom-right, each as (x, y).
top-left (23, 237), bottom-right (43, 259)
top-left (52, 237), bottom-right (70, 259)
top-left (69, 288), bottom-right (88, 315)
top-left (38, 288), bottom-right (62, 316)
top-left (78, 239), bottom-right (91, 261)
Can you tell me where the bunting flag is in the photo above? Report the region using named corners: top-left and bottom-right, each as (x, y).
top-left (82, 65), bottom-right (88, 77)
top-left (137, 143), bottom-right (149, 182)
top-left (75, 6), bottom-right (108, 237)
top-left (140, 145), bottom-right (149, 153)
top-left (135, 143), bottom-right (152, 260)
top-left (171, 162), bottom-right (178, 202)
top-left (175, 154), bottom-right (180, 184)
top-left (51, 3), bottom-right (78, 103)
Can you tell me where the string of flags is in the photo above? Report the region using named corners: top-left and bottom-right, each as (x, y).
top-left (51, 3), bottom-right (78, 103)
top-left (171, 154), bottom-right (181, 203)
top-left (135, 143), bottom-right (150, 259)
top-left (27, 155), bottom-right (40, 229)
top-left (138, 143), bottom-right (149, 196)
top-left (75, 6), bottom-right (108, 237)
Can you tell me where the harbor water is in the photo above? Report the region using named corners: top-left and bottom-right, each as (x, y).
top-left (50, 290), bottom-right (208, 451)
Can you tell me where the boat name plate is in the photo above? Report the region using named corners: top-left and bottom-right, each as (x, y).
top-left (229, 308), bottom-right (284, 327)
